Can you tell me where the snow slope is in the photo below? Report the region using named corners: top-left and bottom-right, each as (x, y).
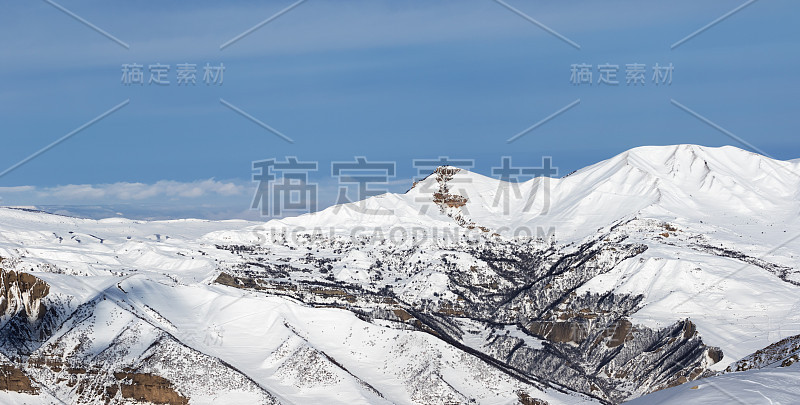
top-left (0, 144), bottom-right (798, 404)
top-left (625, 363), bottom-right (800, 405)
top-left (234, 144), bottom-right (800, 370)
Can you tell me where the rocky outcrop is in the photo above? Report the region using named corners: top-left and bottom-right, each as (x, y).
top-left (517, 391), bottom-right (549, 405)
top-left (0, 263), bottom-right (50, 322)
top-left (431, 167), bottom-right (468, 209)
top-left (112, 371), bottom-right (188, 405)
top-left (0, 286), bottom-right (282, 405)
top-left (214, 230), bottom-right (722, 404)
top-left (427, 167), bottom-right (493, 232)
top-left (726, 333), bottom-right (800, 372)
top-left (0, 362), bottom-right (36, 394)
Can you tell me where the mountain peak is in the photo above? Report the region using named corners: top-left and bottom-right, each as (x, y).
top-left (271, 144), bottom-right (800, 243)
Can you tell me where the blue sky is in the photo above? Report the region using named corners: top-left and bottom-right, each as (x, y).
top-left (0, 0), bottom-right (798, 219)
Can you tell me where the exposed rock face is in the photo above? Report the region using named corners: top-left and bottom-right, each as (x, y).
top-left (0, 262), bottom-right (59, 365)
top-left (426, 167), bottom-right (495, 233)
top-left (214, 229), bottom-right (723, 404)
top-left (431, 167), bottom-right (469, 209)
top-left (0, 265), bottom-right (50, 322)
top-left (0, 285), bottom-right (281, 405)
top-left (112, 372), bottom-right (188, 405)
top-left (0, 362), bottom-right (36, 394)
top-left (726, 333), bottom-right (800, 372)
top-left (517, 391), bottom-right (549, 405)
top-left (603, 319), bottom-right (632, 348)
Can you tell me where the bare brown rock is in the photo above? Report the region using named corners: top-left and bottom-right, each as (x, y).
top-left (432, 167), bottom-right (468, 209)
top-left (781, 354), bottom-right (798, 368)
top-left (604, 319), bottom-right (632, 348)
top-left (517, 391), bottom-right (549, 405)
top-left (529, 321), bottom-right (587, 344)
top-left (682, 320), bottom-right (697, 339)
top-left (0, 265), bottom-right (50, 321)
top-left (0, 363), bottom-right (37, 394)
top-left (112, 372), bottom-right (188, 405)
top-left (729, 333), bottom-right (799, 372)
top-left (707, 347), bottom-right (723, 364)
top-left (392, 308), bottom-right (413, 322)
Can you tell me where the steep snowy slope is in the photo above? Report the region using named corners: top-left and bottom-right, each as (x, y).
top-left (0, 144), bottom-right (798, 404)
top-left (0, 264), bottom-right (595, 404)
top-left (624, 363), bottom-right (800, 405)
top-left (626, 330), bottom-right (800, 404)
top-left (0, 208), bottom-right (597, 404)
top-left (202, 144), bottom-right (800, 403)
top-left (222, 144), bottom-right (800, 371)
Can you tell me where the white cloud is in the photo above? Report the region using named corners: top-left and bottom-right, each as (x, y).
top-left (0, 179), bottom-right (246, 204)
top-left (0, 185), bottom-right (36, 193)
top-left (0, 176), bottom-right (416, 220)
top-left (47, 184), bottom-right (107, 200)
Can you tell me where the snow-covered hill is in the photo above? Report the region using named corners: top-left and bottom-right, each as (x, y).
top-left (625, 362), bottom-right (800, 405)
top-left (0, 144), bottom-right (798, 404)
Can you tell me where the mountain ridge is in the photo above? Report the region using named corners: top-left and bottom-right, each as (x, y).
top-left (0, 144), bottom-right (798, 404)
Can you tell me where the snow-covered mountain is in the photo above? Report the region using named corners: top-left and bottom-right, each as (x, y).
top-left (0, 144), bottom-right (798, 404)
